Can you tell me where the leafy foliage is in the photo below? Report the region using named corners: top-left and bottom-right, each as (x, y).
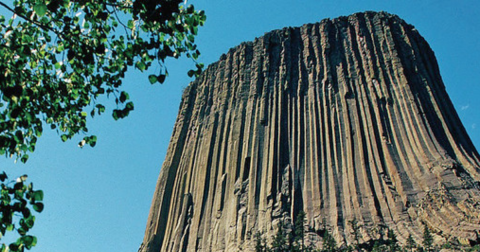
top-left (0, 0), bottom-right (205, 162)
top-left (271, 220), bottom-right (289, 252)
top-left (255, 231), bottom-right (268, 252)
top-left (293, 211), bottom-right (306, 251)
top-left (0, 0), bottom-right (206, 250)
top-left (0, 172), bottom-right (43, 251)
top-left (386, 228), bottom-right (399, 252)
top-left (422, 225), bottom-right (433, 252)
top-left (322, 228), bottom-right (337, 252)
top-left (405, 234), bottom-right (416, 252)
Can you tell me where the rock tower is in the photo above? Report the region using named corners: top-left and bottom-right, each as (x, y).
top-left (139, 12), bottom-right (480, 252)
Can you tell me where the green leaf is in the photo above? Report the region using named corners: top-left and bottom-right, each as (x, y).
top-left (186, 4), bottom-right (195, 14)
top-left (119, 91), bottom-right (129, 103)
top-left (148, 75), bottom-right (157, 84)
top-left (96, 104), bottom-right (106, 114)
top-left (191, 26), bottom-right (198, 35)
top-left (57, 43), bottom-right (65, 52)
top-left (22, 34), bottom-right (33, 43)
top-left (112, 110), bottom-right (120, 120)
top-left (8, 243), bottom-right (19, 251)
top-left (136, 61), bottom-right (146, 71)
top-left (25, 216), bottom-right (35, 229)
top-left (33, 202), bottom-right (44, 213)
top-left (19, 175), bottom-right (28, 182)
top-left (20, 155), bottom-right (29, 163)
top-left (61, 134), bottom-right (68, 142)
top-left (0, 172), bottom-right (7, 182)
top-left (35, 126), bottom-right (43, 137)
top-left (158, 74), bottom-right (166, 84)
top-left (21, 235), bottom-right (37, 249)
top-left (127, 20), bottom-right (134, 29)
top-left (88, 135), bottom-right (97, 147)
top-left (33, 190), bottom-right (44, 201)
top-left (125, 102), bottom-right (134, 110)
top-left (15, 131), bottom-right (24, 143)
top-left (33, 3), bottom-right (47, 17)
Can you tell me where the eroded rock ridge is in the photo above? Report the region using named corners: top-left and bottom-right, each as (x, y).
top-left (140, 11), bottom-right (480, 252)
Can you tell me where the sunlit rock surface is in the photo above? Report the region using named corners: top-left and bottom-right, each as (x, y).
top-left (139, 11), bottom-right (480, 252)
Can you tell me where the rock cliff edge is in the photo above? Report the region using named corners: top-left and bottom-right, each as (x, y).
top-left (140, 12), bottom-right (480, 252)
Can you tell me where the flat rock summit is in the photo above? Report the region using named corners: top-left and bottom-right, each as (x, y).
top-left (139, 11), bottom-right (480, 252)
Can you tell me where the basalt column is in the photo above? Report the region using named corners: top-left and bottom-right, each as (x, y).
top-left (139, 12), bottom-right (480, 252)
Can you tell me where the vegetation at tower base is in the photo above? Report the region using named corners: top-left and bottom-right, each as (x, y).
top-left (0, 0), bottom-right (205, 250)
top-left (253, 214), bottom-right (480, 251)
top-left (140, 11), bottom-right (480, 252)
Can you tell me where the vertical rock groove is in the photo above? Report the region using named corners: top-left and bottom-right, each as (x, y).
top-left (140, 12), bottom-right (480, 252)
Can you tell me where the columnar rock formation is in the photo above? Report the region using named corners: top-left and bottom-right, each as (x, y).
top-left (140, 12), bottom-right (480, 252)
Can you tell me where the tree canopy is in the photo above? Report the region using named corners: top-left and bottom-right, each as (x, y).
top-left (0, 0), bottom-right (205, 162)
top-left (0, 0), bottom-right (205, 250)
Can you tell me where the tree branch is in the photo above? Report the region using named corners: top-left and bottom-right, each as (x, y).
top-left (0, 1), bottom-right (57, 35)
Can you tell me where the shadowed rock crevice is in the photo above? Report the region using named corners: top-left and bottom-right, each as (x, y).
top-left (140, 11), bottom-right (480, 252)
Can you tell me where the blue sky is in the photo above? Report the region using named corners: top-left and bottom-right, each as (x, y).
top-left (1, 0), bottom-right (479, 251)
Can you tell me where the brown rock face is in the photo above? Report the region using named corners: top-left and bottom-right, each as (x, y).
top-left (140, 12), bottom-right (480, 251)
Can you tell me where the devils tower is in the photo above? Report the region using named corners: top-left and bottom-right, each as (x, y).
top-left (139, 11), bottom-right (480, 252)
